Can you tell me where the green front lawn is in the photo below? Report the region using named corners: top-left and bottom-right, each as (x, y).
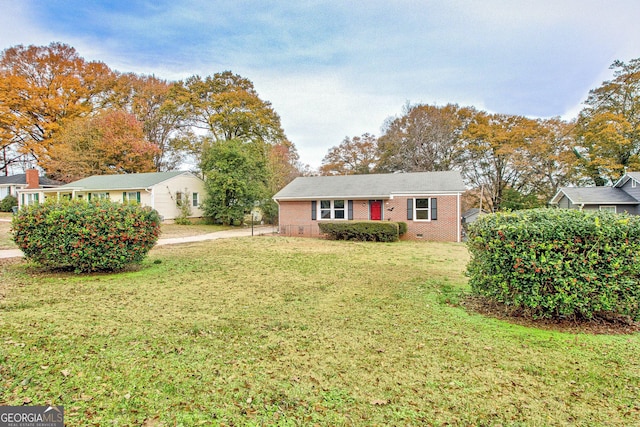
top-left (0, 212), bottom-right (14, 249)
top-left (0, 238), bottom-right (638, 426)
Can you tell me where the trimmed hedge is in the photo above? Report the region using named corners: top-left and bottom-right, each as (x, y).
top-left (318, 221), bottom-right (401, 242)
top-left (466, 209), bottom-right (640, 321)
top-left (12, 199), bottom-right (161, 273)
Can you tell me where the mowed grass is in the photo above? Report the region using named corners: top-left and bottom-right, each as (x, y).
top-left (0, 212), bottom-right (14, 249)
top-left (0, 237), bottom-right (639, 426)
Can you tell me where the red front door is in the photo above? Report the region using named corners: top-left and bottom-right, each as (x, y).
top-left (370, 200), bottom-right (382, 220)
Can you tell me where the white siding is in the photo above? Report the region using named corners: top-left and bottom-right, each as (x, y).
top-left (150, 174), bottom-right (205, 220)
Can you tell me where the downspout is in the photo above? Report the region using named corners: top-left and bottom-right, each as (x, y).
top-left (457, 192), bottom-right (461, 243)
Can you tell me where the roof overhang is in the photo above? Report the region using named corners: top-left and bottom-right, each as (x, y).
top-left (274, 190), bottom-right (464, 202)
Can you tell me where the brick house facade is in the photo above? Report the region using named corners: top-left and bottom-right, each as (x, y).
top-left (274, 171), bottom-right (465, 242)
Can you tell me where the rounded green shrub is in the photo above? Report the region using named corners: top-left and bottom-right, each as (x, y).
top-left (466, 208), bottom-right (640, 321)
top-left (12, 199), bottom-right (161, 273)
top-left (0, 195), bottom-right (17, 212)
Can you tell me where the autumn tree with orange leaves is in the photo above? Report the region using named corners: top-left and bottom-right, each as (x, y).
top-left (320, 133), bottom-right (378, 175)
top-left (45, 110), bottom-right (159, 182)
top-left (574, 58), bottom-right (640, 185)
top-left (0, 42), bottom-right (114, 174)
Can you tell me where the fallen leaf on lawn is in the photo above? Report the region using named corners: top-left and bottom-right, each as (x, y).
top-left (61, 369), bottom-right (70, 377)
top-left (23, 397), bottom-right (32, 404)
top-left (370, 399), bottom-right (389, 406)
top-left (142, 416), bottom-right (163, 426)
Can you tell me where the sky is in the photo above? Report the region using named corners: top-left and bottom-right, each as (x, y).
top-left (1, 0), bottom-right (639, 169)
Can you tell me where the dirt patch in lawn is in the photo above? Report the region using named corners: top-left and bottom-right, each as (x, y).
top-left (462, 295), bottom-right (640, 335)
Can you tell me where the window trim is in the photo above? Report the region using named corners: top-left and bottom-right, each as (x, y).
top-left (317, 199), bottom-right (348, 220)
top-left (414, 198), bottom-right (430, 221)
top-left (89, 192), bottom-right (110, 201)
top-left (123, 191), bottom-right (140, 203)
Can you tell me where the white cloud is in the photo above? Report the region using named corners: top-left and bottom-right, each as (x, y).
top-left (3, 0), bottom-right (640, 168)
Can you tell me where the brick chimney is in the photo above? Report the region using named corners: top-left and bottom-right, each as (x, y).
top-left (26, 169), bottom-right (39, 189)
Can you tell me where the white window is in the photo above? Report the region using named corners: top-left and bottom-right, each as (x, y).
top-left (600, 206), bottom-right (617, 213)
top-left (21, 193), bottom-right (39, 206)
top-left (192, 192), bottom-right (199, 207)
top-left (319, 200), bottom-right (346, 220)
top-left (89, 192), bottom-right (109, 200)
top-left (176, 191), bottom-right (187, 207)
top-left (123, 191), bottom-right (140, 203)
top-left (415, 198), bottom-right (430, 220)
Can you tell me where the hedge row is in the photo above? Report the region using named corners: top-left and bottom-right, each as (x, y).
top-left (466, 209), bottom-right (640, 321)
top-left (12, 199), bottom-right (161, 273)
top-left (318, 221), bottom-right (406, 242)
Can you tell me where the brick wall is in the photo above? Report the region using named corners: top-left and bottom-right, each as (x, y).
top-left (277, 194), bottom-right (461, 242)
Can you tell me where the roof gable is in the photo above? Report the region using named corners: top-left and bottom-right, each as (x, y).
top-left (273, 171), bottom-right (465, 200)
top-left (550, 186), bottom-right (639, 205)
top-left (60, 171), bottom-right (195, 191)
top-left (614, 172), bottom-right (640, 188)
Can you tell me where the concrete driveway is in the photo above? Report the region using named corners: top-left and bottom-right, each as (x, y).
top-left (0, 225), bottom-right (276, 259)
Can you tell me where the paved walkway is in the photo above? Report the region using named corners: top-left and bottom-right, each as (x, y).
top-left (0, 226), bottom-right (277, 259)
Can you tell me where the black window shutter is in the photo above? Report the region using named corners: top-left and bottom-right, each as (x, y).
top-left (348, 200), bottom-right (353, 220)
top-left (311, 201), bottom-right (317, 220)
top-left (407, 198), bottom-right (413, 220)
top-left (431, 198), bottom-right (438, 220)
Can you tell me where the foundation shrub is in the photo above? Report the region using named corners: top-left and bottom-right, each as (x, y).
top-left (319, 221), bottom-right (400, 242)
top-left (12, 199), bottom-right (161, 273)
top-left (466, 208), bottom-right (640, 321)
top-left (0, 195), bottom-right (18, 212)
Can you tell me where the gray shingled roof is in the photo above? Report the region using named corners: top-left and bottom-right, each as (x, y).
top-left (273, 171), bottom-right (465, 200)
top-left (0, 173), bottom-right (61, 187)
top-left (614, 172), bottom-right (640, 188)
top-left (59, 171), bottom-right (191, 191)
top-left (552, 186), bottom-right (639, 205)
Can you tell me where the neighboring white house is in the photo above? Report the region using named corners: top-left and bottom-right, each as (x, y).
top-left (0, 169), bottom-right (61, 201)
top-left (17, 171), bottom-right (206, 220)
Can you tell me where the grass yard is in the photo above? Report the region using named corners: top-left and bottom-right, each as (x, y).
top-left (0, 212), bottom-right (14, 249)
top-left (0, 237), bottom-right (639, 426)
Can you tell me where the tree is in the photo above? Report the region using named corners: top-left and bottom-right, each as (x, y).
top-left (575, 58), bottom-right (640, 185)
top-left (0, 43), bottom-right (115, 171)
top-left (523, 118), bottom-right (580, 199)
top-left (200, 139), bottom-right (269, 225)
top-left (320, 133), bottom-right (378, 175)
top-left (45, 110), bottom-right (159, 182)
top-left (459, 112), bottom-right (540, 212)
top-left (376, 103), bottom-right (476, 172)
top-left (107, 73), bottom-right (190, 171)
top-left (178, 72), bottom-right (286, 145)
